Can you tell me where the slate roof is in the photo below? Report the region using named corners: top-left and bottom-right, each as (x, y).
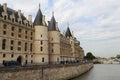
top-left (65, 27), bottom-right (72, 37)
top-left (0, 5), bottom-right (28, 25)
top-left (48, 14), bottom-right (57, 30)
top-left (33, 7), bottom-right (43, 26)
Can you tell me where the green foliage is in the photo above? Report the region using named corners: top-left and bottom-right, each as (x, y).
top-left (84, 52), bottom-right (96, 60)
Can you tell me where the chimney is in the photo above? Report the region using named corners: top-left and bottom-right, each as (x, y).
top-left (72, 31), bottom-right (74, 37)
top-left (63, 30), bottom-right (65, 36)
top-left (3, 3), bottom-right (7, 12)
top-left (18, 10), bottom-right (21, 18)
top-left (56, 22), bottom-right (58, 30)
top-left (42, 15), bottom-right (45, 25)
top-left (28, 15), bottom-right (32, 22)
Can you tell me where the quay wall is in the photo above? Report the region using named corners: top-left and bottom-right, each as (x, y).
top-left (0, 62), bottom-right (93, 80)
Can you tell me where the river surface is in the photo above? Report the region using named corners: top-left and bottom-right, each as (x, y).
top-left (71, 63), bottom-right (120, 80)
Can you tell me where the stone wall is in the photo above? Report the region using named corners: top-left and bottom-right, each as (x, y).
top-left (0, 62), bottom-right (93, 80)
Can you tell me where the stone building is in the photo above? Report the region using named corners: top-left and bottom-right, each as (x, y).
top-left (0, 3), bottom-right (84, 66)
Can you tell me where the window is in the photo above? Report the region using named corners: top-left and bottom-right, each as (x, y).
top-left (31, 60), bottom-right (33, 63)
top-left (3, 60), bottom-right (5, 64)
top-left (4, 16), bottom-right (7, 20)
top-left (18, 41), bottom-right (21, 46)
top-left (2, 39), bottom-right (6, 50)
top-left (25, 55), bottom-right (28, 58)
top-left (11, 33), bottom-right (14, 36)
top-left (11, 40), bottom-right (14, 45)
top-left (41, 34), bottom-right (42, 37)
top-left (25, 60), bottom-right (27, 64)
top-left (3, 54), bottom-right (6, 58)
top-left (11, 27), bottom-right (14, 31)
top-left (11, 54), bottom-right (14, 58)
top-left (3, 24), bottom-right (7, 29)
top-left (19, 21), bottom-right (21, 24)
top-left (31, 37), bottom-right (32, 40)
top-left (18, 34), bottom-right (21, 38)
top-left (42, 57), bottom-right (44, 62)
top-left (51, 49), bottom-right (53, 53)
top-left (30, 43), bottom-right (32, 52)
top-left (12, 18), bottom-right (14, 22)
top-left (31, 32), bottom-right (33, 35)
top-left (57, 58), bottom-right (59, 62)
top-left (10, 46), bottom-right (13, 50)
top-left (31, 55), bottom-right (33, 58)
top-left (18, 47), bottom-right (21, 51)
top-left (41, 41), bottom-right (43, 45)
top-left (41, 47), bottom-right (43, 51)
top-left (3, 31), bottom-right (6, 35)
top-left (18, 29), bottom-right (21, 33)
top-left (25, 31), bottom-right (27, 34)
top-left (25, 43), bottom-right (27, 51)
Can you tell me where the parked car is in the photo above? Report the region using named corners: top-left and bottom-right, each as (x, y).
top-left (3, 61), bottom-right (20, 66)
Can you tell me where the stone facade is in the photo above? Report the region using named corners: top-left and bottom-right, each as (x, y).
top-left (0, 3), bottom-right (84, 66)
top-left (0, 63), bottom-right (93, 80)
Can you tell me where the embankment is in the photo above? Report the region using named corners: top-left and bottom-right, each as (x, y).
top-left (0, 62), bottom-right (93, 80)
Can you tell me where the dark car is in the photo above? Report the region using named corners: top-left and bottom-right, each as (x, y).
top-left (3, 61), bottom-right (20, 66)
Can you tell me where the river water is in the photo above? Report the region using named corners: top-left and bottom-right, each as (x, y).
top-left (71, 63), bottom-right (120, 80)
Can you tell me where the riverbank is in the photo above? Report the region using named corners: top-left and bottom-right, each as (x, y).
top-left (0, 62), bottom-right (93, 80)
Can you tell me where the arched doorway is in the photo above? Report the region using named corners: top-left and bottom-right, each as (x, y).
top-left (17, 56), bottom-right (22, 65)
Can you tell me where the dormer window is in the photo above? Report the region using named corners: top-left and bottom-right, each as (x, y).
top-left (4, 16), bottom-right (7, 20)
top-left (26, 23), bottom-right (28, 26)
top-left (12, 18), bottom-right (14, 22)
top-left (19, 21), bottom-right (21, 24)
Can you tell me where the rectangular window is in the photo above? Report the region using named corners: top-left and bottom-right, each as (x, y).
top-left (2, 39), bottom-right (6, 50)
top-left (30, 43), bottom-right (32, 52)
top-left (11, 27), bottom-right (14, 31)
top-left (11, 40), bottom-right (14, 45)
top-left (18, 34), bottom-right (21, 38)
top-left (18, 47), bottom-right (21, 51)
top-left (41, 41), bottom-right (43, 45)
top-left (19, 28), bottom-right (21, 33)
top-left (10, 46), bottom-right (13, 50)
top-left (11, 54), bottom-right (14, 58)
top-left (3, 54), bottom-right (6, 58)
top-left (3, 24), bottom-right (7, 29)
top-left (18, 41), bottom-right (21, 46)
top-left (25, 43), bottom-right (27, 51)
top-left (11, 32), bottom-right (14, 36)
top-left (41, 47), bottom-right (43, 51)
top-left (3, 30), bottom-right (6, 35)
top-left (42, 57), bottom-right (44, 62)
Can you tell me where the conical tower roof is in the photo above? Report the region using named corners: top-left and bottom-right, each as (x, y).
top-left (65, 27), bottom-right (72, 37)
top-left (48, 12), bottom-right (57, 30)
top-left (33, 5), bottom-right (43, 26)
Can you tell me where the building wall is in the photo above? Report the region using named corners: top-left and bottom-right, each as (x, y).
top-left (60, 34), bottom-right (72, 61)
top-left (0, 3), bottom-right (84, 66)
top-left (34, 25), bottom-right (49, 64)
top-left (48, 31), bottom-right (60, 63)
top-left (0, 11), bottom-right (34, 65)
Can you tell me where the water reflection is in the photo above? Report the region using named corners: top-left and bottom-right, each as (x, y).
top-left (71, 63), bottom-right (120, 80)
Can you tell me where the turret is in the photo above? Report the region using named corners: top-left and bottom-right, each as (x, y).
top-left (34, 5), bottom-right (49, 64)
top-left (65, 26), bottom-right (75, 60)
top-left (48, 12), bottom-right (60, 64)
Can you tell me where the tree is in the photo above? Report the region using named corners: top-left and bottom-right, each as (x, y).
top-left (84, 52), bottom-right (96, 60)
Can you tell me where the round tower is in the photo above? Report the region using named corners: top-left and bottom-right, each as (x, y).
top-left (34, 6), bottom-right (49, 64)
top-left (48, 13), bottom-right (60, 64)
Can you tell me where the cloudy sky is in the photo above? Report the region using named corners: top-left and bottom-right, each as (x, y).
top-left (0, 0), bottom-right (120, 57)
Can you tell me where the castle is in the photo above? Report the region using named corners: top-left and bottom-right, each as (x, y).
top-left (0, 3), bottom-right (84, 66)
